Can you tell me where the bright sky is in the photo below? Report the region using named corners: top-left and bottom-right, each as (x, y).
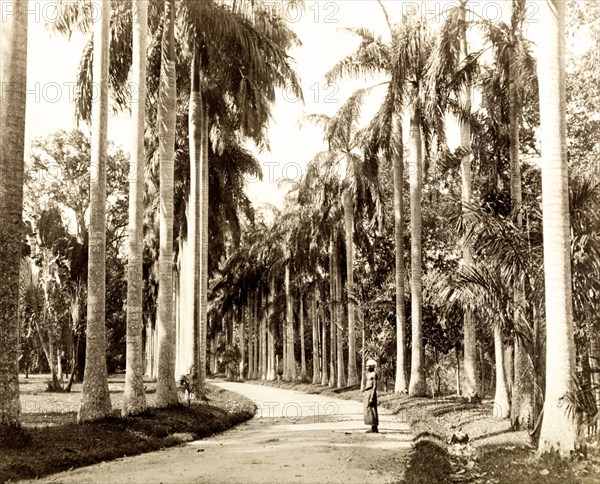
top-left (22, 0), bottom-right (550, 209)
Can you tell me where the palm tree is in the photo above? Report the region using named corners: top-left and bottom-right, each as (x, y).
top-left (0, 0), bottom-right (28, 426)
top-left (427, 0), bottom-right (482, 399)
top-left (155, 0), bottom-right (178, 407)
top-left (326, 9), bottom-right (441, 395)
top-left (301, 93), bottom-right (381, 388)
top-left (536, 0), bottom-right (578, 456)
top-left (324, 8), bottom-right (406, 394)
top-left (507, 0), bottom-right (535, 429)
top-left (77, 0), bottom-right (112, 423)
top-left (122, 0), bottom-right (148, 417)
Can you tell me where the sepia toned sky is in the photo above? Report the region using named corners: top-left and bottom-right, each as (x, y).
top-left (22, 1), bottom-right (553, 210)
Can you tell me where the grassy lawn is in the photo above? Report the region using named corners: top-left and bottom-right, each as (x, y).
top-left (0, 375), bottom-right (255, 483)
top-left (249, 378), bottom-right (600, 483)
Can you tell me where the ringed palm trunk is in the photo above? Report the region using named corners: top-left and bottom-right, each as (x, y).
top-left (493, 325), bottom-right (510, 418)
top-left (329, 234), bottom-right (336, 387)
top-left (393, 119), bottom-right (408, 393)
top-left (408, 107), bottom-right (426, 397)
top-left (239, 304), bottom-right (245, 379)
top-left (0, 0), bottom-right (28, 426)
top-left (260, 290), bottom-right (267, 380)
top-left (509, 43), bottom-right (533, 428)
top-left (321, 297), bottom-right (329, 386)
top-left (343, 190), bottom-right (358, 386)
top-left (459, 4), bottom-right (480, 400)
top-left (537, 0), bottom-right (577, 456)
top-left (312, 288), bottom-right (320, 384)
top-left (155, 0), bottom-right (178, 407)
top-left (285, 264), bottom-right (292, 380)
top-left (122, 0), bottom-right (148, 417)
top-left (299, 295), bottom-right (307, 380)
top-left (334, 236), bottom-right (346, 388)
top-left (188, 48), bottom-right (202, 392)
top-left (268, 279), bottom-right (276, 380)
top-left (78, 0), bottom-right (112, 422)
top-left (198, 95), bottom-right (209, 395)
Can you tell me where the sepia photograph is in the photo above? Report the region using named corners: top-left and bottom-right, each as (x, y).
top-left (1, 0), bottom-right (599, 482)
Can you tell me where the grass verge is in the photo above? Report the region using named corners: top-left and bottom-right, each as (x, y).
top-left (0, 383), bottom-right (255, 483)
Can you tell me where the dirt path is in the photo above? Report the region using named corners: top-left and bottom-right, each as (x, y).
top-left (26, 381), bottom-right (412, 484)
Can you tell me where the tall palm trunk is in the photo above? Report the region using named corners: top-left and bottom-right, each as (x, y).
top-left (248, 292), bottom-right (255, 379)
top-left (393, 119), bottom-right (408, 393)
top-left (537, 0), bottom-right (577, 456)
top-left (188, 48), bottom-right (202, 392)
top-left (509, 42), bottom-right (533, 429)
top-left (459, 2), bottom-right (480, 400)
top-left (408, 107), bottom-right (426, 396)
top-left (78, 0), bottom-right (112, 422)
top-left (268, 279), bottom-right (276, 381)
top-left (343, 190), bottom-right (358, 386)
top-left (321, 296), bottom-right (329, 386)
top-left (312, 288), bottom-right (320, 384)
top-left (493, 325), bottom-right (510, 418)
top-left (299, 295), bottom-right (307, 380)
top-left (260, 290), bottom-right (267, 380)
top-left (334, 237), bottom-right (346, 388)
top-left (0, 0), bottom-right (28, 426)
top-left (122, 0), bottom-right (148, 417)
top-left (198, 94), bottom-right (209, 395)
top-left (329, 234), bottom-right (336, 387)
top-left (240, 304), bottom-right (246, 379)
top-left (285, 264), bottom-right (292, 380)
top-left (226, 311), bottom-right (233, 380)
top-left (155, 0), bottom-right (178, 407)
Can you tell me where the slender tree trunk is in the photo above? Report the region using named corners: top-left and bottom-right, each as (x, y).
top-left (226, 311), bottom-right (233, 380)
top-left (504, 341), bottom-right (514, 397)
top-left (285, 264), bottom-right (297, 380)
top-left (459, 5), bottom-right (480, 400)
top-left (240, 303), bottom-right (246, 380)
top-left (188, 47), bottom-right (202, 392)
top-left (408, 107), bottom-right (426, 397)
top-left (123, 0), bottom-right (148, 417)
top-left (249, 292), bottom-right (254, 379)
top-left (268, 280), bottom-right (276, 381)
top-left (198, 95), bottom-right (209, 396)
top-left (0, 0), bottom-right (28, 427)
top-left (329, 236), bottom-right (336, 387)
top-left (78, 0), bottom-right (112, 422)
top-left (300, 295), bottom-right (307, 380)
top-left (312, 289), bottom-right (320, 384)
top-left (493, 326), bottom-right (510, 418)
top-left (155, 0), bottom-right (178, 407)
top-left (393, 116), bottom-right (408, 393)
top-left (537, 0), bottom-right (577, 456)
top-left (334, 238), bottom-right (346, 388)
top-left (343, 190), bottom-right (358, 386)
top-left (509, 39), bottom-right (533, 429)
top-left (254, 289), bottom-right (260, 379)
top-left (321, 303), bottom-right (329, 386)
top-left (261, 291), bottom-right (267, 380)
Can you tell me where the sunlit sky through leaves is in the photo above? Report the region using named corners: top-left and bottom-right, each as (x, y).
top-left (22, 0), bottom-right (579, 211)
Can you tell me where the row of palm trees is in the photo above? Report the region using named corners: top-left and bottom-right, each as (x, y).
top-left (0, 0), bottom-right (584, 459)
top-left (207, 0), bottom-right (583, 457)
top-left (1, 0), bottom-right (301, 419)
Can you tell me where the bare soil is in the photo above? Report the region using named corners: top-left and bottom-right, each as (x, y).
top-left (17, 380), bottom-right (412, 484)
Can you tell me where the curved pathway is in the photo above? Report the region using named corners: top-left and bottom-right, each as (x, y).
top-left (27, 381), bottom-right (412, 484)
